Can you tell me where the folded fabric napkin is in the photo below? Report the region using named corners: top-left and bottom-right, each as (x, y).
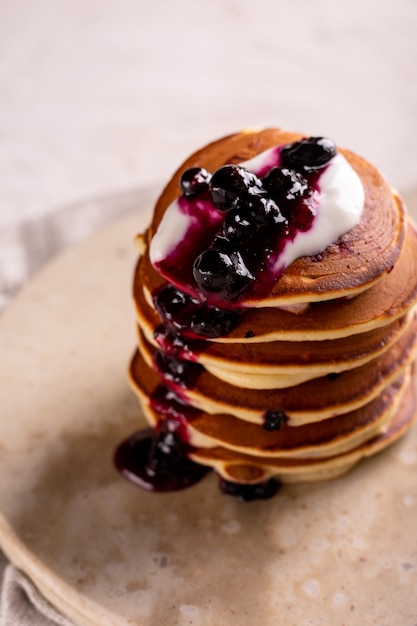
top-left (0, 552), bottom-right (76, 626)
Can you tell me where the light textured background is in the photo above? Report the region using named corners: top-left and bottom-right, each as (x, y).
top-left (1, 0), bottom-right (417, 230)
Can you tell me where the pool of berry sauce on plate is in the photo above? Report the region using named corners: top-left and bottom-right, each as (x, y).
top-left (116, 137), bottom-right (337, 500)
top-left (114, 385), bottom-right (211, 492)
top-left (114, 430), bottom-right (280, 500)
top-left (114, 429), bottom-right (211, 492)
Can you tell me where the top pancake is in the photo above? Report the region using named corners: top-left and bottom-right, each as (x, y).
top-left (142, 128), bottom-right (405, 307)
top-left (135, 218), bottom-right (417, 342)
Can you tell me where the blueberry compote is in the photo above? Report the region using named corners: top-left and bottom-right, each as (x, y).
top-left (153, 350), bottom-right (204, 389)
top-left (114, 427), bottom-right (210, 492)
top-left (115, 386), bottom-right (211, 492)
top-left (151, 136), bottom-right (338, 311)
top-left (153, 283), bottom-right (240, 340)
top-left (150, 137), bottom-right (338, 343)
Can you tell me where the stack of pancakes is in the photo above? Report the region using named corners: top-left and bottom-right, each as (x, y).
top-left (129, 128), bottom-right (417, 486)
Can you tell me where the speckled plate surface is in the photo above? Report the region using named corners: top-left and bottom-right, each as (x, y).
top-left (0, 201), bottom-right (417, 626)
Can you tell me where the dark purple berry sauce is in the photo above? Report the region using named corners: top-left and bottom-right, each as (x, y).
top-left (114, 428), bottom-right (210, 492)
top-left (115, 388), bottom-right (210, 492)
top-left (154, 195), bottom-right (224, 293)
top-left (152, 137), bottom-right (336, 310)
top-left (153, 325), bottom-right (203, 360)
top-left (153, 350), bottom-right (204, 389)
top-left (150, 384), bottom-right (201, 426)
top-left (153, 283), bottom-right (240, 339)
top-left (150, 138), bottom-right (336, 341)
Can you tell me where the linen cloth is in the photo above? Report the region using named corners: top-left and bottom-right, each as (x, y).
top-left (0, 551), bottom-right (76, 626)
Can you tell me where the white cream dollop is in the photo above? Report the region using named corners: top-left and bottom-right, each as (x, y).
top-left (275, 153), bottom-right (364, 273)
top-left (150, 204), bottom-right (190, 265)
top-left (149, 147), bottom-right (364, 275)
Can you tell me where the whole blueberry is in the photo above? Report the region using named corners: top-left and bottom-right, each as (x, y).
top-left (191, 306), bottom-right (239, 338)
top-left (244, 195), bottom-right (286, 226)
top-left (222, 209), bottom-right (253, 242)
top-left (263, 167), bottom-right (309, 202)
top-left (180, 167), bottom-right (212, 197)
top-left (263, 410), bottom-right (288, 431)
top-left (193, 247), bottom-right (255, 300)
top-left (219, 477), bottom-right (281, 501)
top-left (209, 165), bottom-right (264, 211)
top-left (153, 285), bottom-right (190, 325)
top-left (281, 137), bottom-right (337, 170)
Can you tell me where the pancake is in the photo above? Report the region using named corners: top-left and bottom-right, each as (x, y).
top-left (136, 372), bottom-right (408, 461)
top-left (143, 128), bottom-right (405, 308)
top-left (137, 287), bottom-right (411, 369)
top-left (189, 372), bottom-right (417, 484)
top-left (129, 345), bottom-right (411, 456)
top-left (136, 313), bottom-right (412, 389)
top-left (135, 217), bottom-right (417, 343)
top-left (120, 127), bottom-right (417, 498)
top-left (131, 312), bottom-right (417, 426)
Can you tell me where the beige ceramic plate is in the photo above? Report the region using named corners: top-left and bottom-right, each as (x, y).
top-left (0, 199), bottom-right (417, 626)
